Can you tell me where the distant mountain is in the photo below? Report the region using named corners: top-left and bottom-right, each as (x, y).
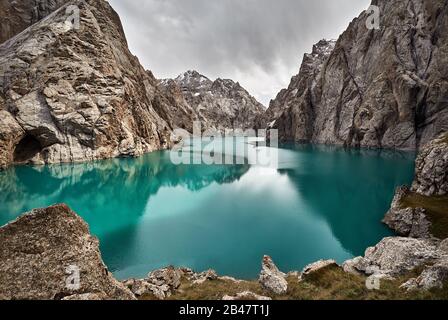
top-left (255, 39), bottom-right (336, 140)
top-left (262, 0), bottom-right (448, 150)
top-left (160, 70), bottom-right (265, 131)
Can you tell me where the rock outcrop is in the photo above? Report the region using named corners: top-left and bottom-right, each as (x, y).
top-left (383, 186), bottom-right (432, 238)
top-left (0, 0), bottom-right (68, 44)
top-left (344, 237), bottom-right (445, 277)
top-left (299, 259), bottom-right (338, 281)
top-left (384, 133), bottom-right (448, 239)
top-left (160, 70), bottom-right (265, 131)
top-left (258, 255), bottom-right (288, 294)
top-left (412, 133), bottom-right (448, 196)
top-left (0, 0), bottom-right (198, 169)
top-left (401, 259), bottom-right (448, 291)
top-left (263, 0), bottom-right (448, 150)
top-left (0, 204), bottom-right (135, 300)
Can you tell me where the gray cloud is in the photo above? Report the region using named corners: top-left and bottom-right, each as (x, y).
top-left (109, 0), bottom-right (371, 106)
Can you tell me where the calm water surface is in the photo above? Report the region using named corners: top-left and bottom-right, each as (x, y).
top-left (0, 143), bottom-right (415, 279)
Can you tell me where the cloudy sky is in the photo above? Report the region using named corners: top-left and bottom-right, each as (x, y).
top-left (109, 0), bottom-right (370, 106)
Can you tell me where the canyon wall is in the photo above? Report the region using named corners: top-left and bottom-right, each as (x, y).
top-left (264, 0), bottom-right (448, 150)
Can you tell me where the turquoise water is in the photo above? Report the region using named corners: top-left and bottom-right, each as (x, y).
top-left (0, 143), bottom-right (415, 280)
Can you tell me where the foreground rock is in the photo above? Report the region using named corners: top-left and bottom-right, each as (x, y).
top-left (299, 260), bottom-right (338, 281)
top-left (0, 204), bottom-right (135, 300)
top-left (122, 267), bottom-right (219, 299)
top-left (263, 0), bottom-right (448, 150)
top-left (344, 237), bottom-right (445, 277)
top-left (258, 255), bottom-right (288, 294)
top-left (401, 259), bottom-right (448, 291)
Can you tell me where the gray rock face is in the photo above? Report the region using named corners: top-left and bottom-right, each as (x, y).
top-left (299, 259), bottom-right (338, 281)
top-left (345, 237), bottom-right (444, 277)
top-left (0, 204), bottom-right (135, 300)
top-left (412, 133), bottom-right (448, 196)
top-left (256, 39), bottom-right (336, 141)
top-left (160, 70), bottom-right (265, 130)
top-left (0, 0), bottom-right (197, 169)
top-left (383, 186), bottom-right (432, 238)
top-left (401, 259), bottom-right (448, 291)
top-left (264, 0), bottom-right (448, 150)
top-left (0, 0), bottom-right (68, 44)
top-left (258, 255), bottom-right (288, 294)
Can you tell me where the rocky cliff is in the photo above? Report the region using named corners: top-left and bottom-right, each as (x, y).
top-left (160, 70), bottom-right (265, 131)
top-left (256, 39), bottom-right (336, 141)
top-left (384, 133), bottom-right (448, 238)
top-left (0, 0), bottom-right (197, 169)
top-left (264, 0), bottom-right (448, 150)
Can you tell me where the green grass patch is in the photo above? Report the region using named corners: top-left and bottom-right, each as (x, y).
top-left (400, 192), bottom-right (448, 239)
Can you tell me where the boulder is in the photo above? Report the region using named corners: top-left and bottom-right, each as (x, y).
top-left (412, 134), bottom-right (448, 196)
top-left (258, 255), bottom-right (288, 294)
top-left (401, 259), bottom-right (448, 291)
top-left (191, 269), bottom-right (218, 285)
top-left (383, 186), bottom-right (432, 238)
top-left (346, 237), bottom-right (444, 277)
top-left (0, 204), bottom-right (135, 300)
top-left (299, 260), bottom-right (338, 281)
top-left (147, 266), bottom-right (182, 290)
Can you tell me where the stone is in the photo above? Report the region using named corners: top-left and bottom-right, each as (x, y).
top-left (147, 266), bottom-right (182, 290)
top-left (299, 260), bottom-right (338, 281)
top-left (192, 269), bottom-right (218, 285)
top-left (258, 255), bottom-right (288, 295)
top-left (401, 259), bottom-right (448, 291)
top-left (222, 291), bottom-right (272, 301)
top-left (342, 257), bottom-right (363, 275)
top-left (122, 278), bottom-right (170, 300)
top-left (347, 237), bottom-right (444, 277)
top-left (412, 134), bottom-right (448, 196)
top-left (0, 204), bottom-right (135, 300)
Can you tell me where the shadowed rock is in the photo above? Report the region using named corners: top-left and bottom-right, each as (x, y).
top-left (0, 204), bottom-right (135, 300)
top-left (263, 0), bottom-right (448, 150)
